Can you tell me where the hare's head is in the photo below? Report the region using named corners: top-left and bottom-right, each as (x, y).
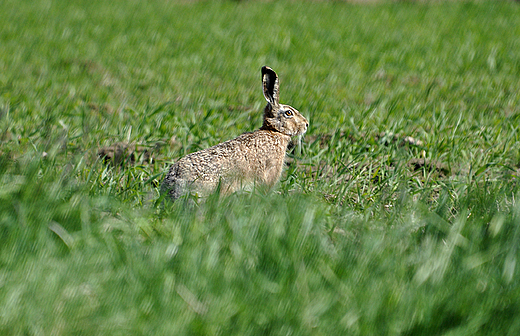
top-left (261, 66), bottom-right (308, 137)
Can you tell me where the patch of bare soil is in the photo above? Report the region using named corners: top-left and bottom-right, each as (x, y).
top-left (408, 158), bottom-right (449, 177)
top-left (98, 142), bottom-right (163, 166)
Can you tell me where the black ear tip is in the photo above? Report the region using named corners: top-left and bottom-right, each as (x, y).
top-left (262, 66), bottom-right (276, 77)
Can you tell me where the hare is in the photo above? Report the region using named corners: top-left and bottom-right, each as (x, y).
top-left (161, 66), bottom-right (308, 201)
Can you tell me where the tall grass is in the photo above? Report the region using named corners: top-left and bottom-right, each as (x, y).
top-left (1, 0), bottom-right (520, 334)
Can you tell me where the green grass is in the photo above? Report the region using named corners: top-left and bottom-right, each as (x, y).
top-left (2, 0), bottom-right (520, 334)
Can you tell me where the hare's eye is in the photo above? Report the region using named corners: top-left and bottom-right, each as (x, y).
top-left (284, 110), bottom-right (293, 117)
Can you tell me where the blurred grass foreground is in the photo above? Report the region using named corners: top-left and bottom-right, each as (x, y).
top-left (2, 0), bottom-right (520, 334)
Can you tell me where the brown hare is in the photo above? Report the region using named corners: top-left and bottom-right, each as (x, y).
top-left (161, 66), bottom-right (308, 201)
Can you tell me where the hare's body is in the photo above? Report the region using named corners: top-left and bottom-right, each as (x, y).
top-left (161, 66), bottom-right (308, 201)
top-left (162, 130), bottom-right (290, 199)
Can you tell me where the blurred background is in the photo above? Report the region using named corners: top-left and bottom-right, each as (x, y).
top-left (1, 0), bottom-right (520, 334)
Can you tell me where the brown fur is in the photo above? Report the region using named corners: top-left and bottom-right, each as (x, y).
top-left (161, 66), bottom-right (308, 201)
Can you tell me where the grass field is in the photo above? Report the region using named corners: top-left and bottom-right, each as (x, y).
top-left (2, 0), bottom-right (520, 334)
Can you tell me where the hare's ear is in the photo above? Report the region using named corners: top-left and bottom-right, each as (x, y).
top-left (262, 66), bottom-right (280, 107)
